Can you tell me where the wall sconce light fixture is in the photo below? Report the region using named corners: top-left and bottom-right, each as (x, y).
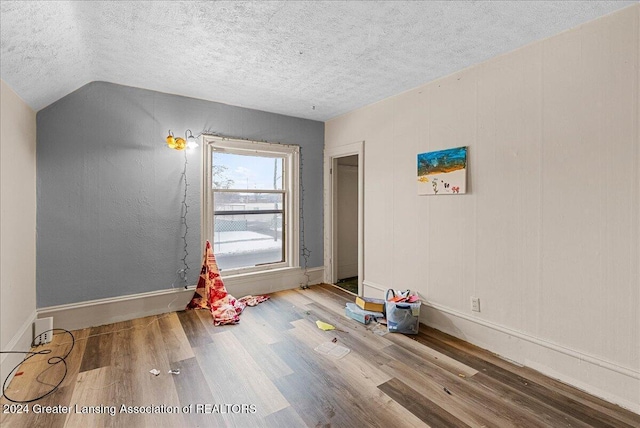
top-left (166, 129), bottom-right (199, 151)
top-left (166, 130), bottom-right (185, 150)
top-left (185, 129), bottom-right (199, 150)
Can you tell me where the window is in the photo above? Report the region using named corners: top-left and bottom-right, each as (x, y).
top-left (202, 136), bottom-right (299, 274)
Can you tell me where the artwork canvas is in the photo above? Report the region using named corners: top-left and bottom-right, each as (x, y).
top-left (417, 146), bottom-right (467, 195)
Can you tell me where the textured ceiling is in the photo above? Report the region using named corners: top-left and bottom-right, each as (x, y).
top-left (1, 1), bottom-right (636, 120)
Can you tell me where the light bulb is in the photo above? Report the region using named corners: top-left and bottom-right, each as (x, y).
top-left (186, 139), bottom-right (199, 150)
top-left (186, 130), bottom-right (199, 150)
top-left (166, 131), bottom-right (177, 149)
top-left (174, 137), bottom-right (186, 150)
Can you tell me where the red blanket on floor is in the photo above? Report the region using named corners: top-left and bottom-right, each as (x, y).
top-left (186, 240), bottom-right (269, 325)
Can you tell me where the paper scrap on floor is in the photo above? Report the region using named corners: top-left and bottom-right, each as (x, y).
top-left (371, 323), bottom-right (388, 336)
top-left (316, 320), bottom-right (336, 331)
top-left (314, 341), bottom-right (350, 359)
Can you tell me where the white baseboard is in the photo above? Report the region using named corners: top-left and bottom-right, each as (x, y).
top-left (37, 266), bottom-right (324, 332)
top-left (1, 310), bottom-right (37, 387)
top-left (422, 302), bottom-right (640, 414)
top-left (363, 278), bottom-right (639, 412)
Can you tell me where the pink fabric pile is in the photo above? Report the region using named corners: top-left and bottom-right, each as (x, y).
top-left (186, 240), bottom-right (269, 325)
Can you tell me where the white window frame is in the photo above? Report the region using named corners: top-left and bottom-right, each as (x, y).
top-left (201, 135), bottom-right (299, 275)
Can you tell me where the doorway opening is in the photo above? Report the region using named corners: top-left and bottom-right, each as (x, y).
top-left (334, 155), bottom-right (359, 294)
top-left (324, 141), bottom-right (364, 296)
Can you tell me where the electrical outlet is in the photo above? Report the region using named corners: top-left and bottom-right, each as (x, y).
top-left (471, 297), bottom-right (481, 312)
top-left (34, 317), bottom-right (53, 345)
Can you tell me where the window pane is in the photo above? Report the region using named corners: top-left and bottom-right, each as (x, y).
top-left (213, 213), bottom-right (284, 270)
top-left (214, 192), bottom-right (283, 212)
top-left (212, 152), bottom-right (283, 190)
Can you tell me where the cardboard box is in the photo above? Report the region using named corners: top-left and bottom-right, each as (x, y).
top-left (355, 296), bottom-right (385, 313)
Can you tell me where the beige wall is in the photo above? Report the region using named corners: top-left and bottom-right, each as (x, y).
top-left (0, 79), bottom-right (37, 383)
top-left (325, 5), bottom-right (639, 411)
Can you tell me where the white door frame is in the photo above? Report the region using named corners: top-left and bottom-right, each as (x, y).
top-left (324, 141), bottom-right (364, 295)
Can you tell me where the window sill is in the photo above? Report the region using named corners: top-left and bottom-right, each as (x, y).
top-left (201, 265), bottom-right (323, 297)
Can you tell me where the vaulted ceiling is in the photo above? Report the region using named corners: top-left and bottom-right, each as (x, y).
top-left (1, 1), bottom-right (635, 120)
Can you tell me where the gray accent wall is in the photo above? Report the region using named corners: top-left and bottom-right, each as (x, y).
top-left (36, 81), bottom-right (324, 307)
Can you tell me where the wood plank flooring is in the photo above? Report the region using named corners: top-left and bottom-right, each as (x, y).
top-left (2, 283), bottom-right (638, 427)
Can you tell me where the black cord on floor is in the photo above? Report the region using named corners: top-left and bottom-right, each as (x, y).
top-left (1, 328), bottom-right (75, 403)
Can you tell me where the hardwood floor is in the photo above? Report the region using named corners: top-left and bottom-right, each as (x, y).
top-left (2, 283), bottom-right (638, 427)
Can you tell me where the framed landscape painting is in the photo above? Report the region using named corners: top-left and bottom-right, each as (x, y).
top-left (417, 146), bottom-right (467, 195)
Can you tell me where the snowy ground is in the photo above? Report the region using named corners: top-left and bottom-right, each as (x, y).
top-left (213, 231), bottom-right (282, 270)
top-left (213, 231), bottom-right (281, 254)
